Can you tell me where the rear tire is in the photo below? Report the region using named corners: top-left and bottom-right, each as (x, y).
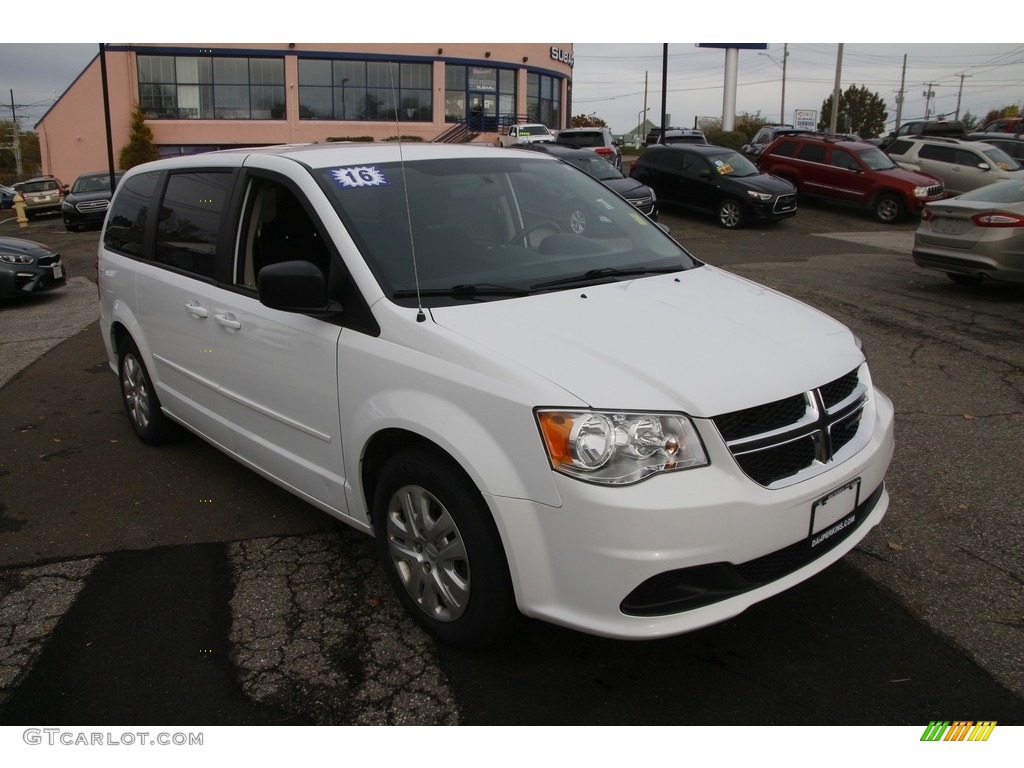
top-left (372, 447), bottom-right (520, 649)
top-left (873, 193), bottom-right (905, 224)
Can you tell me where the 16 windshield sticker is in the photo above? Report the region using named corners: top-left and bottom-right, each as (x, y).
top-left (331, 166), bottom-right (391, 189)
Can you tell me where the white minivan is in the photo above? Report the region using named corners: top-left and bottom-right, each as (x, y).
top-left (98, 143), bottom-right (895, 648)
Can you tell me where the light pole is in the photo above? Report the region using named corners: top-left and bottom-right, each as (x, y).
top-left (759, 44), bottom-right (788, 124)
top-left (636, 107), bottom-right (649, 146)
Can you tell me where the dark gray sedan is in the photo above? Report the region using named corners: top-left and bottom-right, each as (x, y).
top-left (0, 235), bottom-right (66, 299)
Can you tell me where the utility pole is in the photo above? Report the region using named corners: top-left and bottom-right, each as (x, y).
top-left (894, 54), bottom-right (907, 131)
top-left (954, 73), bottom-right (971, 121)
top-left (829, 44), bottom-right (844, 135)
top-left (8, 89), bottom-right (23, 177)
top-left (923, 83), bottom-right (936, 119)
top-left (781, 43), bottom-right (788, 125)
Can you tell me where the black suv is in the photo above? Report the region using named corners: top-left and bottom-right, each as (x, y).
top-left (743, 124), bottom-right (813, 159)
top-left (630, 144), bottom-right (796, 228)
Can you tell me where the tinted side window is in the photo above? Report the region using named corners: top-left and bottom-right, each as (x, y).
top-left (154, 172), bottom-right (233, 279)
top-left (104, 170), bottom-right (161, 257)
top-left (888, 139), bottom-right (914, 156)
top-left (830, 149), bottom-right (858, 170)
top-left (797, 143), bottom-right (827, 163)
top-left (918, 145), bottom-right (956, 163)
top-left (767, 140), bottom-right (798, 158)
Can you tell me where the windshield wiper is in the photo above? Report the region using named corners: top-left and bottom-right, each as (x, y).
top-left (531, 265), bottom-right (683, 291)
top-left (392, 283), bottom-right (533, 300)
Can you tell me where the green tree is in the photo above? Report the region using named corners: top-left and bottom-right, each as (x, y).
top-left (570, 114), bottom-right (608, 128)
top-left (734, 111), bottom-right (770, 141)
top-left (819, 85), bottom-right (888, 138)
top-left (118, 104), bottom-right (159, 170)
top-left (959, 110), bottom-right (980, 132)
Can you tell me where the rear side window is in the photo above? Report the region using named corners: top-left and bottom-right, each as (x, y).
top-left (797, 143), bottom-right (827, 163)
top-left (918, 145), bottom-right (956, 163)
top-left (154, 172), bottom-right (233, 279)
top-left (104, 171), bottom-right (161, 257)
top-left (887, 139), bottom-right (914, 156)
top-left (767, 140), bottom-right (798, 158)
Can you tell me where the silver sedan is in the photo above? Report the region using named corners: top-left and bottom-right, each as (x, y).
top-left (913, 178), bottom-right (1024, 284)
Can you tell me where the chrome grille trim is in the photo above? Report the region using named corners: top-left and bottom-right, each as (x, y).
top-left (711, 365), bottom-right (871, 489)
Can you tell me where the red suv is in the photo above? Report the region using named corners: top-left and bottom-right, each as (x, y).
top-left (758, 134), bottom-right (945, 223)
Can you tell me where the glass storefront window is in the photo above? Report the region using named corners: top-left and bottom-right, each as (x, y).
top-left (138, 54), bottom-right (284, 120)
top-left (298, 59), bottom-right (432, 122)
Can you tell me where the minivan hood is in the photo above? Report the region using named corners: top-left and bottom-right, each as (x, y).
top-left (429, 265), bottom-right (861, 417)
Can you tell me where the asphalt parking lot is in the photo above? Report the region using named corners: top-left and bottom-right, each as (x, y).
top-left (0, 205), bottom-right (1021, 727)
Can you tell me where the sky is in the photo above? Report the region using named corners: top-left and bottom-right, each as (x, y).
top-left (2, 8), bottom-right (1021, 135)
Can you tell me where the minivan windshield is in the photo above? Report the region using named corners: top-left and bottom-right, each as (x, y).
top-left (318, 156), bottom-right (699, 306)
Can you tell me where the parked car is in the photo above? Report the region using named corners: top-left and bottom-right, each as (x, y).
top-left (659, 129), bottom-right (708, 146)
top-left (758, 133), bottom-right (946, 223)
top-left (878, 119), bottom-right (965, 151)
top-left (0, 184), bottom-right (16, 209)
top-left (913, 178), bottom-right (1024, 285)
top-left (0, 235), bottom-right (66, 299)
top-left (516, 143), bottom-right (657, 219)
top-left (62, 170), bottom-right (125, 231)
top-left (630, 143), bottom-right (797, 228)
top-left (963, 132), bottom-right (1024, 165)
top-left (645, 126), bottom-right (683, 146)
top-left (885, 136), bottom-right (1023, 196)
top-left (554, 126), bottom-right (622, 170)
top-left (98, 143), bottom-right (893, 649)
top-left (979, 117), bottom-right (1023, 134)
top-left (14, 175), bottom-right (67, 219)
top-left (742, 124), bottom-right (813, 159)
top-left (496, 123), bottom-right (555, 147)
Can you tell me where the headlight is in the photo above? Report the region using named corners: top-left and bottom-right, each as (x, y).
top-left (913, 186), bottom-right (930, 198)
top-left (62, 201), bottom-right (73, 212)
top-left (747, 191), bottom-right (772, 201)
top-left (536, 409), bottom-right (708, 485)
top-left (0, 252), bottom-right (34, 264)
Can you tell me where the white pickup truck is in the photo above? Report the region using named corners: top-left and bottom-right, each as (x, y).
top-left (497, 123), bottom-right (556, 147)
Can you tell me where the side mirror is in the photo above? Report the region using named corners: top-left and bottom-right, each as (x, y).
top-left (258, 260), bottom-right (333, 313)
top-left (977, 162), bottom-right (991, 171)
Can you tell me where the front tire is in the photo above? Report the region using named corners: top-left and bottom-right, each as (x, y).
top-left (117, 337), bottom-right (178, 445)
top-left (372, 447), bottom-right (520, 649)
top-left (717, 199), bottom-right (745, 229)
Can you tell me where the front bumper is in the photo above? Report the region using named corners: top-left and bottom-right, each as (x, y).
top-left (488, 388), bottom-right (895, 639)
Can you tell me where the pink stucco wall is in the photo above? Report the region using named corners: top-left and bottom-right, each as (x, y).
top-left (37, 43), bottom-right (573, 184)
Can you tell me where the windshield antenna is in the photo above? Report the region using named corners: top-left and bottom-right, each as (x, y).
top-left (390, 61), bottom-right (426, 322)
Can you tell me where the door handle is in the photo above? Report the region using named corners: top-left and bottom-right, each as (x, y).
top-left (185, 302), bottom-right (208, 318)
top-left (214, 313), bottom-right (242, 330)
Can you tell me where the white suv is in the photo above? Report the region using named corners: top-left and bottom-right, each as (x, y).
top-left (886, 136), bottom-right (1024, 196)
top-left (98, 142), bottom-right (894, 649)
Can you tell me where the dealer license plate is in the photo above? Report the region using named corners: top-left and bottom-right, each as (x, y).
top-left (810, 478), bottom-right (861, 547)
top-left (53, 264), bottom-right (63, 279)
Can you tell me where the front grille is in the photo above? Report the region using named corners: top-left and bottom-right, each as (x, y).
top-left (925, 184), bottom-right (944, 198)
top-left (76, 199), bottom-right (109, 213)
top-left (36, 254), bottom-right (61, 267)
top-left (711, 366), bottom-right (869, 488)
top-left (627, 195), bottom-right (656, 215)
top-left (774, 193), bottom-right (797, 213)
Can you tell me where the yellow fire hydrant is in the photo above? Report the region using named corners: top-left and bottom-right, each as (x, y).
top-left (12, 191), bottom-right (28, 229)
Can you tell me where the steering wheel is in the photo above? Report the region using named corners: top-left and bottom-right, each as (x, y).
top-left (507, 219), bottom-right (562, 247)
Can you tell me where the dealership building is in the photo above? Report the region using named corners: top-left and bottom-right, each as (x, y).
top-left (36, 43), bottom-right (574, 183)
